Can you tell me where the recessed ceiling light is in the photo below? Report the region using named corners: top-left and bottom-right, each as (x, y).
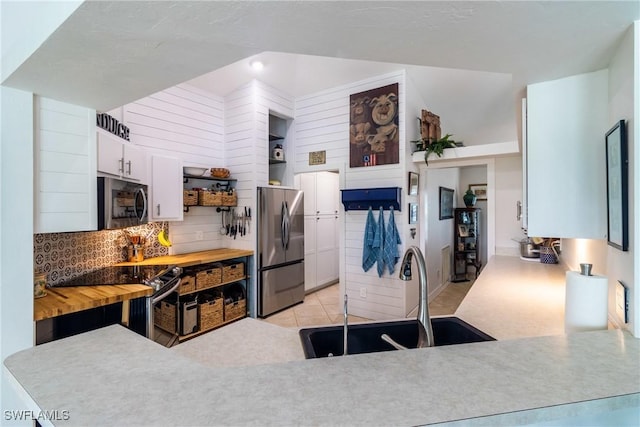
top-left (250, 60), bottom-right (264, 71)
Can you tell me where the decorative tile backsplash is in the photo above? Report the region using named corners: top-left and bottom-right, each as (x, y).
top-left (34, 223), bottom-right (169, 286)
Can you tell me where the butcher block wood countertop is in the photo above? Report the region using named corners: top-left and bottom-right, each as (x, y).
top-left (33, 285), bottom-right (152, 321)
top-left (34, 249), bottom-right (252, 322)
top-left (115, 248), bottom-right (254, 268)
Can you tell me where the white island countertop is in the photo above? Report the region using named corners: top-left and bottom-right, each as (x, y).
top-left (456, 255), bottom-right (568, 340)
top-left (4, 327), bottom-right (639, 425)
top-left (4, 256), bottom-right (640, 426)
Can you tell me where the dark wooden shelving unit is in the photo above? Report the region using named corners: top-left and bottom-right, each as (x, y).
top-left (452, 207), bottom-right (482, 282)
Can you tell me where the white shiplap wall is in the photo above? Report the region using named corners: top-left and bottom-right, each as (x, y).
top-left (224, 81), bottom-right (259, 252)
top-left (121, 83), bottom-right (225, 254)
top-left (224, 80), bottom-right (295, 316)
top-left (34, 96), bottom-right (97, 233)
top-left (294, 71), bottom-right (416, 320)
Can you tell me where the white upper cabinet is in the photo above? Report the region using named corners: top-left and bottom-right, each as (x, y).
top-left (299, 171), bottom-right (339, 215)
top-left (149, 154), bottom-right (183, 222)
top-left (525, 69), bottom-right (608, 239)
top-left (34, 96), bottom-right (97, 233)
top-left (316, 171), bottom-right (340, 215)
top-left (97, 130), bottom-right (147, 183)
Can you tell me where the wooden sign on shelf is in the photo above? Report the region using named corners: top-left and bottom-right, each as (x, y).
top-left (420, 109), bottom-right (441, 142)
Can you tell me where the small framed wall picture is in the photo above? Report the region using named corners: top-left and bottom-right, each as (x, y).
top-left (408, 203), bottom-right (418, 224)
top-left (468, 183), bottom-right (487, 201)
top-left (439, 187), bottom-right (454, 220)
top-left (605, 120), bottom-right (628, 251)
top-left (408, 172), bottom-right (419, 195)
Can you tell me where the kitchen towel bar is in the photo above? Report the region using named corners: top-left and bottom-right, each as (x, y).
top-left (341, 187), bottom-right (401, 211)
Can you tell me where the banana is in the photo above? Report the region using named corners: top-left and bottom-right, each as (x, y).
top-left (158, 229), bottom-right (172, 247)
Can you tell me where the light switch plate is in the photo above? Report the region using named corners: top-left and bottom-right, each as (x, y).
top-left (615, 281), bottom-right (629, 324)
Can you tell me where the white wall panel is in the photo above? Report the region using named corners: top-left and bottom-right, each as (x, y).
top-left (294, 71), bottom-right (409, 320)
top-left (122, 83), bottom-right (225, 254)
top-left (34, 96), bottom-right (97, 233)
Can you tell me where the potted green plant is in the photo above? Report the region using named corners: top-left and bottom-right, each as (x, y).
top-left (410, 134), bottom-right (458, 165)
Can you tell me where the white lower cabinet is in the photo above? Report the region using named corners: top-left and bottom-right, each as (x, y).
top-left (315, 216), bottom-right (338, 287)
top-left (150, 155), bottom-right (183, 221)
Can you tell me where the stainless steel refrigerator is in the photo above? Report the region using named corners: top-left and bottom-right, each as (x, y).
top-left (257, 186), bottom-right (305, 317)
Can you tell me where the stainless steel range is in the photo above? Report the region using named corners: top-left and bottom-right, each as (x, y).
top-left (53, 264), bottom-right (182, 341)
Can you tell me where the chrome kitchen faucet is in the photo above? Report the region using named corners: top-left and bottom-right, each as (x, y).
top-left (399, 246), bottom-right (435, 348)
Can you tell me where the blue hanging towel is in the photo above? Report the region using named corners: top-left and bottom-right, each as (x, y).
top-left (375, 206), bottom-right (386, 277)
top-left (362, 207), bottom-right (377, 272)
top-left (383, 206), bottom-right (402, 274)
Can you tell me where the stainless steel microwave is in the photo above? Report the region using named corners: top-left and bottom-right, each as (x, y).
top-left (97, 177), bottom-right (148, 230)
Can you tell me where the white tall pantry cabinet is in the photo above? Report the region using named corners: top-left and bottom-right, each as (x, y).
top-left (297, 171), bottom-right (340, 292)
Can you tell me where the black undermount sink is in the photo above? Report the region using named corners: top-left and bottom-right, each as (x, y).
top-left (299, 317), bottom-right (495, 359)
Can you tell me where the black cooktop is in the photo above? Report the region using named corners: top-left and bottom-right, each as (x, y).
top-left (54, 265), bottom-right (173, 287)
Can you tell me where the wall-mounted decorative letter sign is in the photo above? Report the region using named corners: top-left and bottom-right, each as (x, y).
top-left (96, 112), bottom-right (130, 141)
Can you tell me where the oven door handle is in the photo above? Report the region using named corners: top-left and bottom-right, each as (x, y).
top-left (151, 278), bottom-right (181, 305)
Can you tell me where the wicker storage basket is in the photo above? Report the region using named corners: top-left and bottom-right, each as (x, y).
top-left (222, 261), bottom-right (245, 282)
top-left (196, 264), bottom-right (222, 289)
top-left (224, 298), bottom-right (246, 322)
top-left (210, 168), bottom-right (230, 179)
top-left (183, 190), bottom-right (198, 206)
top-left (221, 191), bottom-right (237, 207)
top-left (177, 275), bottom-right (196, 295)
top-left (154, 300), bottom-right (176, 333)
top-left (198, 292), bottom-right (224, 331)
top-left (223, 283), bottom-right (246, 322)
top-left (198, 189), bottom-right (223, 206)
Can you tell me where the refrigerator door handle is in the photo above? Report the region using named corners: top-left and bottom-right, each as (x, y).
top-left (281, 201), bottom-right (288, 250)
top-left (283, 201), bottom-right (291, 250)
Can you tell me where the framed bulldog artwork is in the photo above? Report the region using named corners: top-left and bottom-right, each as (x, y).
top-left (349, 83), bottom-right (400, 168)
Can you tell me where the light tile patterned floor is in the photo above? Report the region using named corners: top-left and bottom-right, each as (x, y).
top-left (261, 280), bottom-right (474, 328)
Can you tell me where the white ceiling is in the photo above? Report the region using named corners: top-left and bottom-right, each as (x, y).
top-left (2, 1), bottom-right (638, 112)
